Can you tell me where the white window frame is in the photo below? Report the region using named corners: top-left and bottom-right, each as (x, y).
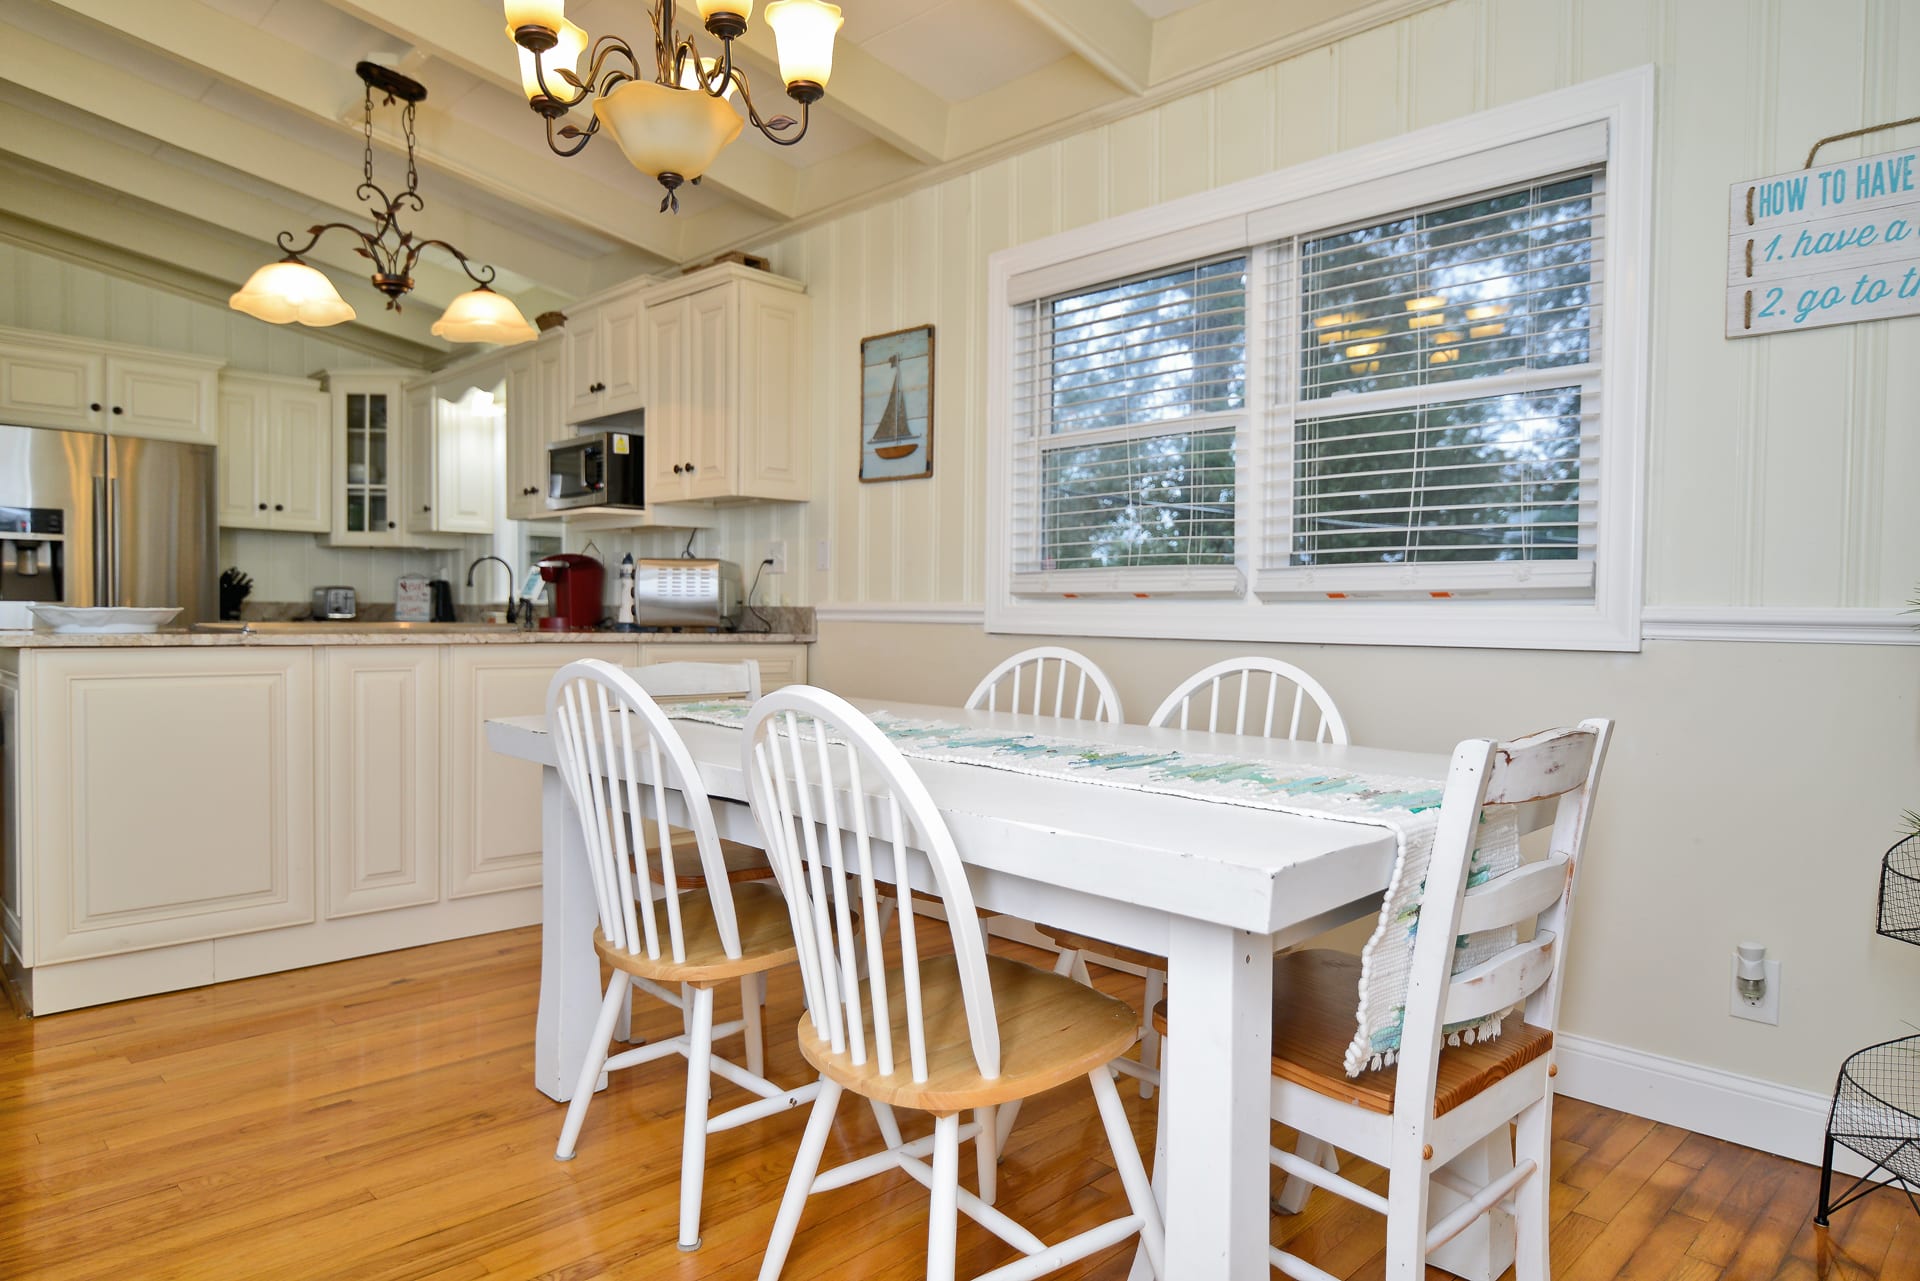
top-left (985, 67), bottom-right (1654, 652)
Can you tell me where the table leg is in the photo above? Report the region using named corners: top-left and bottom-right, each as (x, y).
top-left (1153, 916), bottom-right (1274, 1280)
top-left (534, 764), bottom-right (605, 1103)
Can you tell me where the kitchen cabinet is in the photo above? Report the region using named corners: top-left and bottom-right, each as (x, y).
top-left (563, 287), bottom-right (645, 423)
top-left (442, 642), bottom-right (639, 899)
top-left (325, 371), bottom-right (405, 546)
top-left (0, 326), bottom-right (221, 442)
top-left (323, 647), bottom-right (441, 918)
top-left (642, 265), bottom-right (810, 503)
top-left (636, 642), bottom-right (808, 691)
top-left (217, 373), bottom-right (331, 533)
top-left (26, 648), bottom-right (315, 964)
top-left (505, 334), bottom-right (568, 521)
top-left (402, 384), bottom-right (496, 539)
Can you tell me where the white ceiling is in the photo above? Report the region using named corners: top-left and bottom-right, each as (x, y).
top-left (0, 0), bottom-right (1391, 365)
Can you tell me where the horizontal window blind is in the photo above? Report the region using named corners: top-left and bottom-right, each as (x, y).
top-left (1261, 170), bottom-right (1605, 596)
top-left (1010, 255), bottom-right (1247, 595)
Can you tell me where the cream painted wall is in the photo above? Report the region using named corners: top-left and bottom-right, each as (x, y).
top-left (698, 0), bottom-right (1920, 1107)
top-left (0, 240), bottom-right (488, 604)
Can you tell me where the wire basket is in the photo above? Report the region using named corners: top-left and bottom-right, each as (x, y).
top-left (1880, 834), bottom-right (1920, 946)
top-left (1819, 1035), bottom-right (1920, 1223)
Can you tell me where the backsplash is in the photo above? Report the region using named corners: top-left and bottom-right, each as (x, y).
top-left (219, 529), bottom-right (495, 606)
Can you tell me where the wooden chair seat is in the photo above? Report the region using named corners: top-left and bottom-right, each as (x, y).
top-left (645, 829), bottom-right (775, 888)
top-left (595, 880), bottom-right (798, 986)
top-left (1034, 925), bottom-right (1165, 973)
top-left (1153, 949), bottom-right (1552, 1118)
top-left (797, 953), bottom-right (1140, 1114)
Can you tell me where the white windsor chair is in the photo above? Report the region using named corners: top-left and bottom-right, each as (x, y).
top-left (1148, 717), bottom-right (1613, 1280)
top-left (965, 646), bottom-right (1126, 723)
top-left (743, 686), bottom-right (1165, 1281)
top-left (546, 660), bottom-right (817, 1252)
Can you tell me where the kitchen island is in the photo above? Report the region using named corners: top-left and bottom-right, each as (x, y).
top-left (0, 624), bottom-right (809, 1013)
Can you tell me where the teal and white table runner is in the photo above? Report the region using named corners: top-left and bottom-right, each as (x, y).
top-left (667, 700), bottom-right (1517, 1075)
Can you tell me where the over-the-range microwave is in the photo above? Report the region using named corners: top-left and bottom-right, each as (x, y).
top-left (547, 430), bottom-right (644, 510)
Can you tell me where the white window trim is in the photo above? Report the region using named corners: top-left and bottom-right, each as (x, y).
top-left (985, 67), bottom-right (1655, 652)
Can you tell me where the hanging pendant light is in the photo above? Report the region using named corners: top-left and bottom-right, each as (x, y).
top-left (503, 0), bottom-right (840, 212)
top-left (230, 62), bottom-right (536, 345)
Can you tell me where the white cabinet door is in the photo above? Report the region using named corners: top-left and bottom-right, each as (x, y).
top-left (29, 649), bottom-right (315, 963)
top-left (330, 376), bottom-right (404, 545)
top-left (0, 671), bottom-right (25, 966)
top-left (268, 387), bottom-right (332, 533)
top-left (685, 287), bottom-right (735, 500)
top-left (217, 382), bottom-right (271, 529)
top-left (437, 404), bottom-right (496, 534)
top-left (645, 296), bottom-right (690, 503)
top-left (405, 385), bottom-right (437, 537)
top-left (738, 284), bottom-right (810, 500)
top-left (0, 340), bottom-right (102, 431)
top-left (107, 356), bottom-right (217, 443)
top-left (503, 349), bottom-right (539, 521)
top-left (324, 647), bottom-right (441, 918)
top-left (564, 306), bottom-right (603, 423)
top-left (599, 293), bottom-right (646, 414)
top-left (442, 643), bottom-right (639, 899)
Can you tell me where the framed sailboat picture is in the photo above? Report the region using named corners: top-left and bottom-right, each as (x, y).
top-left (859, 324), bottom-right (934, 483)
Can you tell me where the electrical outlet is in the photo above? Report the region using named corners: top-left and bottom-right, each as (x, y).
top-left (1730, 956), bottom-right (1781, 1025)
top-left (765, 540), bottom-right (787, 574)
top-left (815, 539), bottom-right (830, 572)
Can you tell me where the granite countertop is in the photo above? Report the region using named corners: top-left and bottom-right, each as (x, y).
top-left (0, 624), bottom-right (812, 649)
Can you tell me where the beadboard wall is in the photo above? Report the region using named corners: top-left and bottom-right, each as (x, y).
top-left (0, 239), bottom-right (492, 604)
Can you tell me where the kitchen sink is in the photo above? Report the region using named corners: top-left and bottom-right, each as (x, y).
top-left (191, 620), bottom-right (523, 634)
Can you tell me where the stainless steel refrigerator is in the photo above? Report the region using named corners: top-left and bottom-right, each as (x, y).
top-left (0, 424), bottom-right (217, 629)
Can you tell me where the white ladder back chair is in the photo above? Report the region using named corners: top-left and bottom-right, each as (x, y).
top-left (627, 658), bottom-right (762, 702)
top-left (966, 646), bottom-right (1124, 723)
top-left (1148, 656), bottom-right (1349, 745)
top-left (545, 660), bottom-right (816, 1253)
top-left (1251, 717), bottom-right (1614, 1281)
top-left (742, 686), bottom-right (1165, 1281)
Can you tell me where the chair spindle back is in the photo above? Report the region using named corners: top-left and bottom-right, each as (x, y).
top-left (965, 646), bottom-right (1124, 723)
top-left (1148, 657), bottom-right (1349, 744)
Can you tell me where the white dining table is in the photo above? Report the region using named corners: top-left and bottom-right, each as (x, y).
top-left (485, 698), bottom-right (1511, 1281)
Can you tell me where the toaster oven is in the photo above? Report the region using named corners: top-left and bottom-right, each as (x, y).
top-left (633, 559), bottom-right (740, 629)
top-left (548, 430), bottom-right (645, 510)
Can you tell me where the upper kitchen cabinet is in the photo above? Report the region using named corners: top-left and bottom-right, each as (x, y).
top-left (642, 264), bottom-right (810, 504)
top-left (217, 372), bottom-right (331, 533)
top-left (323, 371), bottom-right (406, 546)
top-left (0, 325), bottom-right (221, 444)
top-left (403, 377), bottom-right (500, 539)
top-left (505, 333), bottom-right (567, 521)
top-left (563, 285), bottom-right (645, 423)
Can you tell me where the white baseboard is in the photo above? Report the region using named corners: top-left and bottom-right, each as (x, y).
top-left (1554, 1032), bottom-right (1887, 1180)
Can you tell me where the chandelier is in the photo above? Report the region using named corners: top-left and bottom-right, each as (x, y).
top-left (229, 62), bottom-right (537, 345)
top-left (503, 0), bottom-right (843, 212)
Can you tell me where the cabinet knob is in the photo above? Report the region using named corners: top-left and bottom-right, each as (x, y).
top-left (89, 402), bottom-right (101, 412)
top-left (387, 521), bottom-right (396, 529)
top-left (685, 462), bottom-right (696, 474)
top-left (274, 504), bottom-right (284, 512)
top-left (258, 503), bottom-right (268, 511)
top-left (422, 505), bottom-right (431, 512)
top-left (672, 464), bottom-right (683, 475)
top-left (111, 406), bottom-right (123, 415)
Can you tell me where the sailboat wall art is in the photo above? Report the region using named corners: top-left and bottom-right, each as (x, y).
top-left (859, 324), bottom-right (934, 483)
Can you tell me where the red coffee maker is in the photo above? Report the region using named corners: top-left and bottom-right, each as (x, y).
top-left (535, 554), bottom-right (604, 631)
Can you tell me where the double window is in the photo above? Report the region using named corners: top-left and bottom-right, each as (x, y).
top-left (988, 74), bottom-right (1650, 649)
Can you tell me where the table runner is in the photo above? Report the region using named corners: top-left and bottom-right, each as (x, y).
top-left (666, 700), bottom-right (1517, 1075)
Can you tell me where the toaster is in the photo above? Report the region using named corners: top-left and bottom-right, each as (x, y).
top-left (633, 559), bottom-right (740, 629)
top-left (311, 585), bottom-right (357, 620)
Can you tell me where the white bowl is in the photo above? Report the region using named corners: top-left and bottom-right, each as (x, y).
top-left (29, 605), bottom-right (183, 634)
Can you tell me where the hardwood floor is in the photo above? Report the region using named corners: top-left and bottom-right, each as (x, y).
top-left (0, 927), bottom-right (1909, 1279)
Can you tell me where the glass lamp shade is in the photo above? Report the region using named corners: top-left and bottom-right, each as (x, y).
top-left (228, 259), bottom-right (356, 327)
top-left (764, 0), bottom-right (842, 90)
top-left (431, 287), bottom-right (538, 345)
top-left (677, 55), bottom-right (736, 101)
top-left (514, 20), bottom-right (587, 103)
top-left (503, 0), bottom-right (566, 33)
top-left (696, 0), bottom-right (752, 27)
top-left (592, 80), bottom-right (744, 184)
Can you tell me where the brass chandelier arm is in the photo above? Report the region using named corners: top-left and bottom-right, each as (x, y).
top-left (405, 238), bottom-right (500, 288)
top-left (529, 33), bottom-right (644, 116)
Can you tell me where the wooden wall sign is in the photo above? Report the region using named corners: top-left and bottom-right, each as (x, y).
top-left (1726, 143), bottom-right (1920, 337)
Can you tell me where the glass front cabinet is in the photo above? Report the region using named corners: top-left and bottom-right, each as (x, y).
top-left (324, 372), bottom-right (406, 546)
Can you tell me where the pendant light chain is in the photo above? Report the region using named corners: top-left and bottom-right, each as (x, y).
top-left (362, 82), bottom-right (375, 187)
top-left (403, 100), bottom-right (419, 198)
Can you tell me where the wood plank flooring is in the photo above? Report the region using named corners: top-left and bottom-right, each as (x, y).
top-left (1, 927), bottom-right (1910, 1279)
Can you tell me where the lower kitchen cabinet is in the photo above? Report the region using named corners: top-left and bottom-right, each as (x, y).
top-left (27, 649), bottom-right (316, 965)
top-left (442, 643), bottom-right (639, 899)
top-left (324, 647), bottom-right (440, 918)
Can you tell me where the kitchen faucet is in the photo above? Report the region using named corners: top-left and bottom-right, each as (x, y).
top-left (465, 555), bottom-right (519, 624)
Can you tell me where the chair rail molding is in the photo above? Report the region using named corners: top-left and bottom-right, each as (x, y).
top-left (1640, 606), bottom-right (1920, 645)
top-left (815, 601), bottom-right (988, 625)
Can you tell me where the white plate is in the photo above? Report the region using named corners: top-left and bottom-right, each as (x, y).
top-left (29, 605), bottom-right (183, 634)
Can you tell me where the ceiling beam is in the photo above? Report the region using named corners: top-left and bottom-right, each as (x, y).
top-left (314, 0), bottom-right (801, 224)
top-left (34, 0), bottom-right (682, 272)
top-left (1005, 0), bottom-right (1152, 95)
top-left (0, 162), bottom-right (444, 367)
top-left (0, 23), bottom-right (604, 299)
